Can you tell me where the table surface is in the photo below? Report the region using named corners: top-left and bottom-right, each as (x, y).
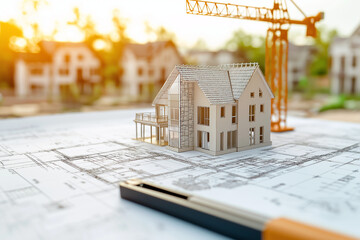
top-left (0, 109), bottom-right (359, 240)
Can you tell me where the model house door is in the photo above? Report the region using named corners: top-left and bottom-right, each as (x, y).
top-left (201, 131), bottom-right (209, 150)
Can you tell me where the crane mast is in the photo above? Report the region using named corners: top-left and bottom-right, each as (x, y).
top-left (186, 0), bottom-right (323, 132)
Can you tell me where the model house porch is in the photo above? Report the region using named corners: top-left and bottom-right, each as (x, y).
top-left (134, 105), bottom-right (168, 146)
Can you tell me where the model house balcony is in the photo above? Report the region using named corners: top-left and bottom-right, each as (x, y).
top-left (134, 112), bottom-right (168, 126)
top-left (134, 112), bottom-right (168, 146)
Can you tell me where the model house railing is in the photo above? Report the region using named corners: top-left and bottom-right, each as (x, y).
top-left (135, 112), bottom-right (168, 124)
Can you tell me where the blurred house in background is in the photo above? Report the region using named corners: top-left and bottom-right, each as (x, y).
top-left (15, 41), bottom-right (102, 97)
top-left (287, 43), bottom-right (316, 91)
top-left (330, 26), bottom-right (360, 95)
top-left (120, 40), bottom-right (183, 99)
top-left (186, 49), bottom-right (240, 66)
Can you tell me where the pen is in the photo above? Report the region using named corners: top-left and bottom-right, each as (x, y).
top-left (119, 179), bottom-right (356, 240)
top-left (119, 179), bottom-right (268, 240)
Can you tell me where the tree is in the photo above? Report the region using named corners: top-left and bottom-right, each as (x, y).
top-left (192, 38), bottom-right (208, 51)
top-left (0, 21), bottom-right (23, 88)
top-left (100, 9), bottom-right (130, 89)
top-left (225, 29), bottom-right (266, 71)
top-left (20, 0), bottom-right (48, 52)
top-left (310, 26), bottom-right (338, 76)
top-left (67, 7), bottom-right (101, 47)
top-left (145, 22), bottom-right (176, 42)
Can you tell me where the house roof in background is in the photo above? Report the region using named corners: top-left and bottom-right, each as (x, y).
top-left (39, 41), bottom-right (90, 54)
top-left (17, 41), bottom-right (102, 63)
top-left (17, 52), bottom-right (51, 63)
top-left (123, 40), bottom-right (183, 62)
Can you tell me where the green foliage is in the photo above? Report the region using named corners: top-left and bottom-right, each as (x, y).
top-left (319, 95), bottom-right (346, 112)
top-left (60, 83), bottom-right (80, 104)
top-left (310, 26), bottom-right (338, 77)
top-left (225, 29), bottom-right (266, 70)
top-left (319, 95), bottom-right (360, 112)
top-left (297, 76), bottom-right (309, 91)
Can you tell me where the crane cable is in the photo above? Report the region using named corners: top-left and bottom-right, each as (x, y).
top-left (289, 0), bottom-right (307, 18)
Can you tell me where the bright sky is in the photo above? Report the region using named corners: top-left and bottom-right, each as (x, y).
top-left (1, 0), bottom-right (360, 50)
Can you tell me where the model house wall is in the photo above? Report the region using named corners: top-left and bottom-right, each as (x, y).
top-left (15, 41), bottom-right (102, 97)
top-left (120, 41), bottom-right (183, 98)
top-left (136, 63), bottom-right (274, 156)
top-left (330, 26), bottom-right (360, 95)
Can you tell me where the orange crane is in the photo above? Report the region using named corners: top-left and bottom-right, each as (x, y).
top-left (186, 0), bottom-right (323, 132)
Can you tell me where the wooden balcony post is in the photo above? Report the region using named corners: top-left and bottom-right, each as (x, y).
top-left (150, 125), bottom-right (152, 144)
top-left (135, 123), bottom-right (138, 139)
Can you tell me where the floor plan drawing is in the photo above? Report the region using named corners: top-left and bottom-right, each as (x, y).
top-left (0, 109), bottom-right (359, 239)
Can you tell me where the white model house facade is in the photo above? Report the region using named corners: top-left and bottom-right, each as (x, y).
top-left (15, 41), bottom-right (102, 97)
top-left (135, 63), bottom-right (273, 156)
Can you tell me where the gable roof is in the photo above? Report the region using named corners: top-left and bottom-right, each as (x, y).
top-left (178, 65), bottom-right (235, 104)
top-left (153, 63), bottom-right (273, 105)
top-left (17, 41), bottom-right (102, 63)
top-left (123, 40), bottom-right (183, 62)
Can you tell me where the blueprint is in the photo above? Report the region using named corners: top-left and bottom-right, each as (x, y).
top-left (0, 109), bottom-right (359, 239)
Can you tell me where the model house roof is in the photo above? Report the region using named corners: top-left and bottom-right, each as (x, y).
top-left (153, 63), bottom-right (273, 105)
top-left (178, 65), bottom-right (235, 104)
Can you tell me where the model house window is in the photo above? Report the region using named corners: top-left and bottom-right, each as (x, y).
top-left (149, 69), bottom-right (154, 76)
top-left (221, 106), bottom-right (225, 118)
top-left (232, 131), bottom-right (237, 148)
top-left (259, 89), bottom-right (263, 97)
top-left (64, 54), bottom-right (70, 63)
top-left (198, 107), bottom-right (209, 126)
top-left (227, 131), bottom-right (237, 149)
top-left (220, 132), bottom-right (224, 151)
top-left (260, 104), bottom-right (264, 113)
top-left (78, 54), bottom-right (83, 61)
top-left (232, 105), bottom-right (236, 124)
top-left (249, 128), bottom-right (255, 145)
top-left (260, 126), bottom-right (264, 143)
top-left (249, 105), bottom-right (255, 122)
top-left (250, 92), bottom-right (255, 98)
top-left (138, 67), bottom-right (143, 76)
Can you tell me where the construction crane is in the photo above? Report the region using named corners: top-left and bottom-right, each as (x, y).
top-left (186, 0), bottom-right (323, 132)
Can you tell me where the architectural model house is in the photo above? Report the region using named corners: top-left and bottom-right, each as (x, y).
top-left (15, 41), bottom-right (102, 97)
top-left (134, 63), bottom-right (274, 156)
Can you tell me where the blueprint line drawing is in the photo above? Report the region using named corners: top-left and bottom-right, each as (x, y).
top-left (0, 109), bottom-right (359, 239)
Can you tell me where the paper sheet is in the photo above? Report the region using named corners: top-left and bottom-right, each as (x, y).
top-left (0, 109), bottom-right (359, 239)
